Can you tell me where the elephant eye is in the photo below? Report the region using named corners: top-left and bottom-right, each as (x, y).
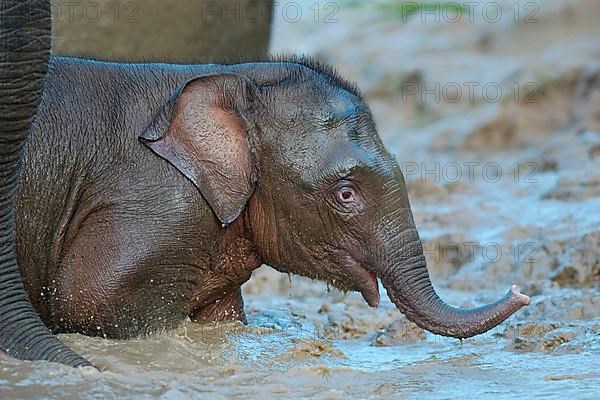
top-left (338, 187), bottom-right (355, 202)
top-left (333, 183), bottom-right (364, 212)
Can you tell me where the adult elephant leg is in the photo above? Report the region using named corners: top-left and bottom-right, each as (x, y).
top-left (0, 0), bottom-right (91, 366)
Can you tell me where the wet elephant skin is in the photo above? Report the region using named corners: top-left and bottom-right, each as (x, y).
top-left (15, 56), bottom-right (529, 343)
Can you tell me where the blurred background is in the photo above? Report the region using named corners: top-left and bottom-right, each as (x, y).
top-left (5, 1), bottom-right (599, 398)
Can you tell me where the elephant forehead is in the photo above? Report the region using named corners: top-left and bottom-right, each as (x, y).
top-left (298, 138), bottom-right (390, 184)
top-left (317, 139), bottom-right (371, 169)
top-left (275, 130), bottom-right (362, 165)
top-left (325, 90), bottom-right (363, 118)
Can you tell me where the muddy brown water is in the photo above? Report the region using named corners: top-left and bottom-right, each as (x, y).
top-left (1, 279), bottom-right (599, 399)
top-left (2, 0), bottom-right (600, 398)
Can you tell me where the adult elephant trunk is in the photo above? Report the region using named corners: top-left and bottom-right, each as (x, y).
top-left (0, 0), bottom-right (91, 366)
top-left (379, 224), bottom-right (530, 339)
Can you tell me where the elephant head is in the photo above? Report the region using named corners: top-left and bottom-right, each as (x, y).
top-left (0, 1), bottom-right (90, 365)
top-left (141, 59), bottom-right (531, 339)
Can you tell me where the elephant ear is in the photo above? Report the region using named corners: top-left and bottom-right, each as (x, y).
top-left (140, 73), bottom-right (258, 225)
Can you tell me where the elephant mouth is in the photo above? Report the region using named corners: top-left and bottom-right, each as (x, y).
top-left (342, 254), bottom-right (380, 307)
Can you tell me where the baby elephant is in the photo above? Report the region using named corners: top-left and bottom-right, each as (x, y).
top-left (14, 56), bottom-right (529, 365)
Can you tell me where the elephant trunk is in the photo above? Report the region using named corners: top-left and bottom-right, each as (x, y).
top-left (378, 228), bottom-right (530, 339)
top-left (0, 0), bottom-right (91, 366)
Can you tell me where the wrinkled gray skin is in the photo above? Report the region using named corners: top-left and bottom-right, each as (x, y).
top-left (6, 54), bottom-right (531, 366)
top-left (0, 0), bottom-right (90, 366)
